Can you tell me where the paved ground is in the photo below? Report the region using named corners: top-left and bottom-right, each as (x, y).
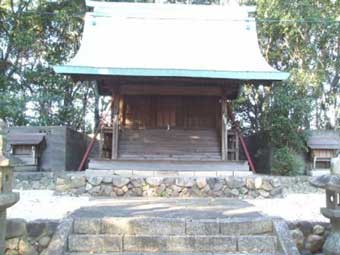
top-left (8, 190), bottom-right (327, 222)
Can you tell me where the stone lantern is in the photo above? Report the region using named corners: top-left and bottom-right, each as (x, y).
top-left (310, 155), bottom-right (340, 255)
top-left (0, 120), bottom-right (20, 253)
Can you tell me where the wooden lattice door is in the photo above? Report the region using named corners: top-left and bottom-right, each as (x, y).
top-left (156, 96), bottom-right (177, 128)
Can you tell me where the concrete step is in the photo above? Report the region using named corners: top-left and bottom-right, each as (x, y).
top-left (68, 234), bottom-right (278, 253)
top-left (73, 217), bottom-right (273, 236)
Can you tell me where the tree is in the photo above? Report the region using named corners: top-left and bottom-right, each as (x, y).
top-left (0, 0), bottom-right (99, 131)
top-left (256, 0), bottom-right (340, 130)
top-left (238, 0), bottom-right (339, 132)
top-left (235, 0), bottom-right (339, 174)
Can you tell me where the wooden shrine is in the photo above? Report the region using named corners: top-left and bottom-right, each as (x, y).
top-left (54, 1), bottom-right (289, 171)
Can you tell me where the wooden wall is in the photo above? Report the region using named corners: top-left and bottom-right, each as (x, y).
top-left (312, 149), bottom-right (336, 158)
top-left (122, 95), bottom-right (220, 130)
top-left (99, 83), bottom-right (242, 161)
top-left (6, 126), bottom-right (92, 171)
top-left (119, 129), bottom-right (221, 161)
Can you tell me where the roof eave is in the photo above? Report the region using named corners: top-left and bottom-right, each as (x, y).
top-left (54, 65), bottom-right (290, 81)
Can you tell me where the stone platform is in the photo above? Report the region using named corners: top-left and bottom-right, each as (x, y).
top-left (38, 198), bottom-right (300, 255)
top-left (89, 159), bottom-right (250, 173)
top-left (70, 198), bottom-right (261, 219)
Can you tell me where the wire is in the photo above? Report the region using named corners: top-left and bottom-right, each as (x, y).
top-left (1, 10), bottom-right (339, 24)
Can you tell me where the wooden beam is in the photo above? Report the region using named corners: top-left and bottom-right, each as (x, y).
top-left (111, 88), bottom-right (120, 160)
top-left (221, 96), bottom-right (228, 161)
top-left (120, 84), bottom-right (223, 96)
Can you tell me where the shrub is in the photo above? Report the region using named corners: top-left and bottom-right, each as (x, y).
top-left (271, 147), bottom-right (304, 176)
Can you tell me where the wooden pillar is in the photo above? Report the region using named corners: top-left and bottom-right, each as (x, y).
top-left (235, 131), bottom-right (239, 161)
top-left (111, 88), bottom-right (120, 160)
top-left (221, 96), bottom-right (228, 161)
top-left (32, 146), bottom-right (36, 165)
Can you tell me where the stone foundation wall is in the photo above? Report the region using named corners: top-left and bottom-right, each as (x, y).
top-left (14, 173), bottom-right (55, 190)
top-left (289, 221), bottom-right (331, 254)
top-left (5, 219), bottom-right (58, 255)
top-left (55, 174), bottom-right (285, 199)
top-left (280, 176), bottom-right (323, 194)
top-left (13, 171), bottom-right (324, 198)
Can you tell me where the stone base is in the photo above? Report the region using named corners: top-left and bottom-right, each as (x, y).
top-left (5, 219), bottom-right (58, 255)
top-left (0, 211), bottom-right (5, 254)
top-left (323, 231), bottom-right (340, 255)
top-left (310, 169), bottom-right (331, 176)
top-left (13, 171), bottom-right (326, 198)
top-left (54, 174), bottom-right (283, 199)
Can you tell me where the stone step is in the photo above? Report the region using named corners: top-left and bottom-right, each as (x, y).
top-left (68, 234), bottom-right (278, 253)
top-left (73, 217), bottom-right (273, 236)
top-left (67, 253), bottom-right (281, 255)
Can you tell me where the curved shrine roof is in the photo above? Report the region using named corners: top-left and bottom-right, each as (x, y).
top-left (54, 1), bottom-right (289, 81)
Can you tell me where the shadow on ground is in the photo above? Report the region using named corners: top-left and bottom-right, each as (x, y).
top-left (70, 198), bottom-right (263, 219)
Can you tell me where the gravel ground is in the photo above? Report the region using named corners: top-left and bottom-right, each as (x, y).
top-left (7, 190), bottom-right (327, 222)
top-left (246, 193), bottom-right (327, 222)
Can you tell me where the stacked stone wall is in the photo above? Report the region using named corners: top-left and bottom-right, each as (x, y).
top-left (5, 219), bottom-right (58, 255)
top-left (13, 171), bottom-right (326, 198)
top-left (55, 174), bottom-right (284, 199)
top-left (289, 221), bottom-right (331, 254)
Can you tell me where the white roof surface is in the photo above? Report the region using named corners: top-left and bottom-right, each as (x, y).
top-left (54, 1), bottom-right (289, 80)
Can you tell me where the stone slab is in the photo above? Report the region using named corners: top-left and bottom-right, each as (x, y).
top-left (272, 219), bottom-right (301, 255)
top-left (70, 198), bottom-right (262, 219)
top-left (310, 169), bottom-right (331, 176)
top-left (238, 235), bottom-right (277, 253)
top-left (89, 159), bottom-right (249, 172)
top-left (66, 253), bottom-right (277, 255)
top-left (73, 218), bottom-right (101, 234)
top-left (193, 171), bottom-right (218, 177)
top-left (68, 234), bottom-right (122, 252)
top-left (233, 171), bottom-right (253, 177)
top-left (41, 218), bottom-right (73, 255)
top-left (123, 235), bottom-right (237, 253)
top-left (6, 218), bottom-right (27, 239)
top-left (102, 217), bottom-right (185, 235)
top-left (220, 217), bottom-right (273, 235)
top-left (185, 219), bottom-right (219, 235)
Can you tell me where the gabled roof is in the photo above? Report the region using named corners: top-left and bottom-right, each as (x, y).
top-left (54, 1), bottom-right (289, 81)
top-left (307, 131), bottom-right (340, 150)
top-left (8, 133), bottom-right (45, 146)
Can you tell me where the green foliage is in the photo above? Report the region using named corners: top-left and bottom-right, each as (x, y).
top-left (269, 82), bottom-right (311, 151)
top-left (271, 147), bottom-right (305, 176)
top-left (235, 82), bottom-right (311, 153)
top-left (235, 0), bottom-right (339, 174)
top-left (0, 0), bottom-right (98, 131)
top-left (256, 0), bottom-right (340, 129)
top-left (159, 190), bottom-right (169, 197)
